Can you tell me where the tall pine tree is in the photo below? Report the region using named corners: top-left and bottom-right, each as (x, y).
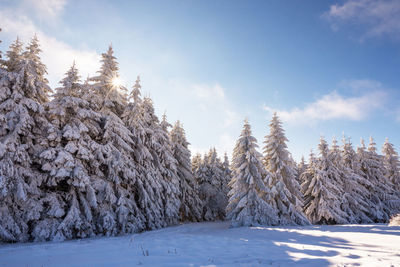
top-left (226, 119), bottom-right (278, 227)
top-left (195, 148), bottom-right (227, 221)
top-left (339, 137), bottom-right (374, 223)
top-left (357, 137), bottom-right (400, 221)
top-left (263, 113), bottom-right (309, 225)
top-left (89, 46), bottom-right (146, 236)
top-left (123, 78), bottom-right (180, 229)
top-left (382, 138), bottom-right (400, 192)
top-left (36, 63), bottom-right (102, 241)
top-left (0, 36), bottom-right (52, 242)
top-left (170, 121), bottom-right (202, 222)
top-left (301, 137), bottom-right (348, 224)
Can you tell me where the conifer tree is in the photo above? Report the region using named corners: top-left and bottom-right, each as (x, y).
top-left (195, 148), bottom-right (227, 220)
top-left (122, 90), bottom-right (164, 230)
top-left (123, 77), bottom-right (181, 228)
top-left (329, 137), bottom-right (341, 164)
top-left (339, 137), bottom-right (373, 223)
top-left (192, 153), bottom-right (202, 174)
top-left (0, 28), bottom-right (2, 60)
top-left (299, 150), bottom-right (314, 192)
top-left (357, 137), bottom-right (400, 221)
top-left (170, 121), bottom-right (202, 222)
top-left (221, 152), bottom-right (231, 204)
top-left (35, 63), bottom-right (103, 241)
top-left (89, 46), bottom-right (146, 236)
top-left (297, 156), bottom-right (307, 184)
top-left (382, 138), bottom-right (400, 192)
top-left (148, 110), bottom-right (181, 226)
top-left (226, 119), bottom-right (278, 227)
top-left (193, 152), bottom-right (211, 220)
top-left (328, 137), bottom-right (355, 220)
top-left (263, 113), bottom-right (309, 225)
top-left (3, 38), bottom-right (23, 73)
top-left (0, 36), bottom-right (52, 242)
top-left (21, 35), bottom-right (52, 103)
top-left (301, 138), bottom-right (348, 224)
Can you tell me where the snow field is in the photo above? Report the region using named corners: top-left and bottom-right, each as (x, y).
top-left (1, 221), bottom-right (399, 267)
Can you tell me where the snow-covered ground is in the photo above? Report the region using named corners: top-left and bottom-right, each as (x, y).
top-left (1, 222), bottom-right (399, 267)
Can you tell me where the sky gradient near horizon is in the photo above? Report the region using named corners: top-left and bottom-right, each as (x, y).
top-left (1, 0), bottom-right (400, 161)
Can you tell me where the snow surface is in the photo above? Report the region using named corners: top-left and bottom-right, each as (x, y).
top-left (1, 222), bottom-right (399, 267)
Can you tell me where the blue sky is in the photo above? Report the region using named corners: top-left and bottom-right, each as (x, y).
top-left (1, 0), bottom-right (400, 161)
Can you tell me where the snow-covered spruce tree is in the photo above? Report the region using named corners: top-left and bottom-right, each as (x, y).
top-left (192, 152), bottom-right (202, 174)
top-left (357, 137), bottom-right (400, 221)
top-left (122, 83), bottom-right (164, 230)
top-left (123, 78), bottom-right (180, 228)
top-left (0, 28), bottom-right (2, 61)
top-left (2, 37), bottom-right (23, 73)
top-left (382, 138), bottom-right (400, 192)
top-left (221, 152), bottom-right (232, 204)
top-left (170, 121), bottom-right (202, 222)
top-left (339, 137), bottom-right (374, 223)
top-left (329, 137), bottom-right (341, 165)
top-left (299, 150), bottom-right (315, 187)
top-left (328, 137), bottom-right (355, 221)
top-left (195, 148), bottom-right (227, 221)
top-left (88, 46), bottom-right (146, 236)
top-left (226, 119), bottom-right (278, 227)
top-left (301, 137), bottom-right (349, 224)
top-left (367, 137), bottom-right (400, 217)
top-left (147, 110), bottom-right (181, 226)
top-left (21, 35), bottom-right (52, 103)
top-left (263, 113), bottom-right (309, 225)
top-left (0, 36), bottom-right (52, 242)
top-left (296, 156), bottom-right (307, 184)
top-left (192, 153), bottom-right (208, 218)
top-left (34, 63), bottom-right (104, 241)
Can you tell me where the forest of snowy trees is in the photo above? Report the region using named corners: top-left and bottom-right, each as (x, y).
top-left (0, 34), bottom-right (399, 243)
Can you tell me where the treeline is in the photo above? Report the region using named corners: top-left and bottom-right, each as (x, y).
top-left (226, 115), bottom-right (400, 227)
top-left (0, 35), bottom-right (225, 242)
top-left (1, 33), bottom-right (399, 243)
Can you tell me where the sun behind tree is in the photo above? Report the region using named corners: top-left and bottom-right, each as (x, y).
top-left (111, 76), bottom-right (122, 88)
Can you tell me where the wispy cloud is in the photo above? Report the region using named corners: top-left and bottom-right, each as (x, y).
top-left (22, 0), bottom-right (67, 19)
top-left (192, 83), bottom-right (225, 100)
top-left (190, 83), bottom-right (239, 157)
top-left (161, 80), bottom-right (239, 157)
top-left (322, 0), bottom-right (400, 40)
top-left (339, 79), bottom-right (385, 92)
top-left (0, 8), bottom-right (100, 87)
top-left (190, 83), bottom-right (239, 127)
top-left (263, 80), bottom-right (387, 124)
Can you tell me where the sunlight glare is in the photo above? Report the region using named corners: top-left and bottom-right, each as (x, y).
top-left (112, 76), bottom-right (122, 88)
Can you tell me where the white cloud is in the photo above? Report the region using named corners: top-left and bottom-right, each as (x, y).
top-left (160, 81), bottom-right (240, 158)
top-left (192, 83), bottom-right (225, 100)
top-left (0, 9), bottom-right (100, 87)
top-left (23, 0), bottom-right (67, 19)
top-left (323, 0), bottom-right (400, 40)
top-left (339, 79), bottom-right (384, 92)
top-left (190, 83), bottom-right (239, 127)
top-left (190, 83), bottom-right (239, 157)
top-left (263, 85), bottom-right (387, 124)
